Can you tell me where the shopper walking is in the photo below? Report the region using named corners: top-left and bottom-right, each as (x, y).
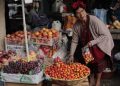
top-left (67, 0), bottom-right (114, 86)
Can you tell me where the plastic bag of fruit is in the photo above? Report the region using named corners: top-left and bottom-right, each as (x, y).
top-left (82, 46), bottom-right (94, 64)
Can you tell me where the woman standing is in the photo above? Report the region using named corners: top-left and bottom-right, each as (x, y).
top-left (27, 1), bottom-right (49, 29)
top-left (67, 1), bottom-right (114, 86)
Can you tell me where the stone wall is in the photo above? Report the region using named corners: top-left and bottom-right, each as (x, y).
top-left (0, 0), bottom-right (6, 50)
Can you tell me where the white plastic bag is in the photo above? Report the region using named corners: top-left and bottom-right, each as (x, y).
top-left (52, 20), bottom-right (61, 31)
top-left (82, 46), bottom-right (94, 64)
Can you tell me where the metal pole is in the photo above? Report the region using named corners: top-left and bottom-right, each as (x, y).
top-left (21, 0), bottom-right (29, 61)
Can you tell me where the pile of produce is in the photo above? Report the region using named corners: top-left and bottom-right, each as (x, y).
top-left (64, 15), bottom-right (76, 29)
top-left (113, 20), bottom-right (120, 29)
top-left (0, 50), bottom-right (44, 75)
top-left (45, 57), bottom-right (90, 80)
top-left (6, 28), bottom-right (59, 45)
top-left (0, 50), bottom-right (16, 66)
top-left (39, 45), bottom-right (58, 58)
top-left (82, 47), bottom-right (94, 64)
top-left (31, 28), bottom-right (59, 39)
top-left (31, 28), bottom-right (59, 45)
top-left (6, 31), bottom-right (31, 45)
top-left (3, 60), bottom-right (43, 74)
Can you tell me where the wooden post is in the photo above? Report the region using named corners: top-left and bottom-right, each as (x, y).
top-left (0, 0), bottom-right (6, 50)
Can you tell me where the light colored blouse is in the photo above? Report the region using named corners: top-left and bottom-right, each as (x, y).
top-left (70, 15), bottom-right (114, 57)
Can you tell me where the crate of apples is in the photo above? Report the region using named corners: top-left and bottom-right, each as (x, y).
top-left (31, 28), bottom-right (59, 46)
top-left (45, 57), bottom-right (90, 85)
top-left (6, 31), bottom-right (31, 45)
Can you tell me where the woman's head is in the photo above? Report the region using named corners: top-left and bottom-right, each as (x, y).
top-left (36, 2), bottom-right (40, 8)
top-left (72, 1), bottom-right (87, 22)
top-left (32, 1), bottom-right (41, 9)
top-left (75, 7), bottom-right (87, 22)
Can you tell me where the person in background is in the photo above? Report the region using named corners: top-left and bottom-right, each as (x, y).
top-left (108, 0), bottom-right (120, 24)
top-left (12, 6), bottom-right (22, 18)
top-left (110, 0), bottom-right (120, 10)
top-left (26, 1), bottom-right (49, 29)
top-left (112, 0), bottom-right (120, 21)
top-left (67, 0), bottom-right (114, 86)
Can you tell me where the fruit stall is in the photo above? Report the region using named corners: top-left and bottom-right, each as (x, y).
top-left (0, 28), bottom-right (90, 86)
top-left (0, 50), bottom-right (44, 83)
top-left (1, 18), bottom-right (66, 86)
top-left (0, 0), bottom-right (92, 86)
top-left (0, 0), bottom-right (45, 85)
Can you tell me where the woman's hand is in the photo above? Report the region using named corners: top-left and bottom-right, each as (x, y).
top-left (87, 41), bottom-right (92, 47)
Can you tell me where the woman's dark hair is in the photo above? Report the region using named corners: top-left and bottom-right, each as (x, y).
top-left (72, 1), bottom-right (86, 15)
top-left (73, 5), bottom-right (86, 16)
top-left (32, 1), bottom-right (41, 8)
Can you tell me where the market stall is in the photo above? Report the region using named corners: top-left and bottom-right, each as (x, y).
top-left (0, 0), bottom-right (104, 86)
top-left (0, 0), bottom-right (44, 85)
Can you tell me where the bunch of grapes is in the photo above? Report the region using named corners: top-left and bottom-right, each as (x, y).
top-left (3, 65), bottom-right (13, 73)
top-left (3, 60), bottom-right (43, 74)
top-left (3, 61), bottom-right (19, 74)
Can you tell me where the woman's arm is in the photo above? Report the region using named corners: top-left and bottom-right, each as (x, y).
top-left (89, 17), bottom-right (111, 46)
top-left (70, 24), bottom-right (79, 56)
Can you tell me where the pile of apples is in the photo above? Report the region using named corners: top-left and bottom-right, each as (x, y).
top-left (31, 28), bottom-right (59, 45)
top-left (31, 28), bottom-right (59, 39)
top-left (0, 50), bottom-right (16, 68)
top-left (6, 31), bottom-right (31, 45)
top-left (45, 57), bottom-right (90, 80)
top-left (6, 28), bottom-right (59, 46)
